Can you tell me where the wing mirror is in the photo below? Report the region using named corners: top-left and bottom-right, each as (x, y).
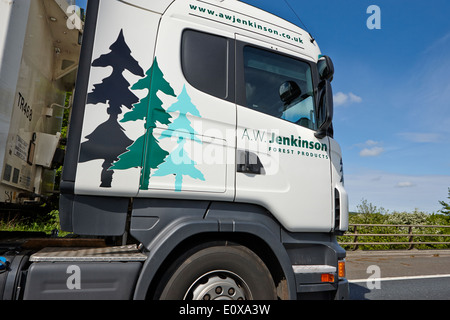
top-left (318, 55), bottom-right (334, 82)
top-left (315, 80), bottom-right (334, 139)
top-left (315, 56), bottom-right (335, 139)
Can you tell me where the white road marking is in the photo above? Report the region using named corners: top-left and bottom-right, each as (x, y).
top-left (349, 274), bottom-right (450, 283)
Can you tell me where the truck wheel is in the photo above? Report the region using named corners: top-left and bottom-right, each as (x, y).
top-left (156, 243), bottom-right (277, 300)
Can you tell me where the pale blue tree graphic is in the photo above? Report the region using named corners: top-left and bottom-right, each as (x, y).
top-left (153, 85), bottom-right (205, 191)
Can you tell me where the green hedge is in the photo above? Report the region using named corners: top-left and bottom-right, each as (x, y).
top-left (338, 211), bottom-right (450, 250)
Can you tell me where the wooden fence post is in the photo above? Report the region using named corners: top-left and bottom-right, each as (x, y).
top-left (408, 226), bottom-right (414, 250)
top-left (352, 225), bottom-right (359, 251)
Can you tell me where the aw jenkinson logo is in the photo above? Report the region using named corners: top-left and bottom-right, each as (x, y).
top-left (241, 128), bottom-right (329, 160)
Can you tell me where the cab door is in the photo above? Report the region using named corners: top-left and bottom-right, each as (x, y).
top-left (235, 35), bottom-right (332, 232)
top-left (133, 7), bottom-right (236, 201)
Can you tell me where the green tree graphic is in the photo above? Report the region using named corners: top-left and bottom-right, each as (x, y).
top-left (111, 57), bottom-right (175, 190)
top-left (153, 85), bottom-right (205, 192)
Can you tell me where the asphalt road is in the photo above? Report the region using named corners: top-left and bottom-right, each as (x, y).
top-left (345, 250), bottom-right (450, 300)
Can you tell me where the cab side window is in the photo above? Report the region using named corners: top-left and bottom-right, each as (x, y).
top-left (181, 30), bottom-right (234, 101)
top-left (242, 46), bottom-right (317, 130)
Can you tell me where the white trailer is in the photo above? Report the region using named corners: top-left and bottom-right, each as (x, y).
top-left (0, 0), bottom-right (82, 206)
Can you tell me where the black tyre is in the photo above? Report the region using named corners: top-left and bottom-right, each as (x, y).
top-left (156, 243), bottom-right (277, 300)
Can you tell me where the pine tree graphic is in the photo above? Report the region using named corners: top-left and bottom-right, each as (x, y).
top-left (111, 57), bottom-right (175, 190)
top-left (87, 29), bottom-right (144, 114)
top-left (79, 29), bottom-right (144, 188)
top-left (153, 85), bottom-right (205, 192)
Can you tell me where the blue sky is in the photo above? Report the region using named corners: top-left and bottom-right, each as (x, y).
top-left (76, 0), bottom-right (449, 213)
top-left (76, 0), bottom-right (87, 9)
top-left (243, 0), bottom-right (450, 213)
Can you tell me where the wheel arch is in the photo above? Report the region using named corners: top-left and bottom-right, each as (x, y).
top-left (132, 201), bottom-right (296, 300)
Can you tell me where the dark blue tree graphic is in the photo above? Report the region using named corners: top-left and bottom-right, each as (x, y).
top-left (79, 29), bottom-right (144, 187)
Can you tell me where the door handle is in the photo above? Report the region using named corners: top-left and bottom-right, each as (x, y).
top-left (237, 150), bottom-right (265, 175)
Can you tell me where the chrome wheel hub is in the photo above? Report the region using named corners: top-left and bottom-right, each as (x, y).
top-left (185, 270), bottom-right (252, 300)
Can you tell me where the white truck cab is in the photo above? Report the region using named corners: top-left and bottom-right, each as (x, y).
top-left (1, 0), bottom-right (349, 301)
top-left (62, 0), bottom-right (348, 234)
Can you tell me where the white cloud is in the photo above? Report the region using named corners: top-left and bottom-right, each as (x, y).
top-left (334, 92), bottom-right (362, 107)
top-left (398, 132), bottom-right (441, 143)
top-left (357, 140), bottom-right (384, 157)
top-left (360, 147), bottom-right (384, 157)
top-left (344, 169), bottom-right (450, 213)
top-left (399, 32), bottom-right (450, 135)
top-left (365, 140), bottom-right (379, 146)
top-left (396, 181), bottom-right (416, 188)
top-left (348, 93), bottom-right (362, 103)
